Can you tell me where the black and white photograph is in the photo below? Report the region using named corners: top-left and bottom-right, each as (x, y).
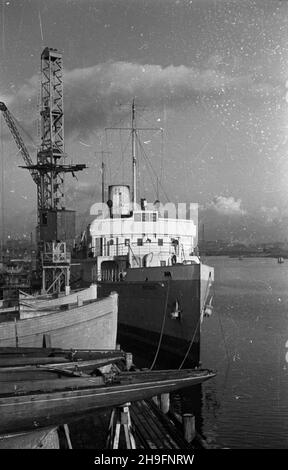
top-left (0, 0), bottom-right (287, 455)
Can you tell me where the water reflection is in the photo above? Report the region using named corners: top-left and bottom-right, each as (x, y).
top-left (135, 257), bottom-right (288, 448)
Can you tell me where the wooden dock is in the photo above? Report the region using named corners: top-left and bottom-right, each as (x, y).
top-left (0, 347), bottom-right (211, 449)
top-left (65, 398), bottom-right (203, 450)
top-left (130, 399), bottom-right (192, 449)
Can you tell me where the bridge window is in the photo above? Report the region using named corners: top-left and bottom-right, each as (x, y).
top-left (158, 238), bottom-right (163, 246)
top-left (134, 213), bottom-right (141, 222)
top-left (137, 238), bottom-right (143, 246)
top-left (124, 239), bottom-right (130, 246)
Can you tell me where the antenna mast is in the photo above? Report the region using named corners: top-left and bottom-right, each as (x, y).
top-left (106, 100), bottom-right (162, 210)
top-left (95, 151), bottom-right (111, 204)
top-left (0, 116), bottom-right (4, 261)
top-left (132, 99), bottom-right (137, 209)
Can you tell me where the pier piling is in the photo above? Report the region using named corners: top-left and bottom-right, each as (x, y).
top-left (183, 413), bottom-right (195, 443)
top-left (160, 393), bottom-right (170, 414)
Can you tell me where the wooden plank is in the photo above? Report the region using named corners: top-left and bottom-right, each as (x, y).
top-left (131, 402), bottom-right (166, 449)
top-left (131, 402), bottom-right (159, 448)
top-left (0, 357), bottom-right (123, 382)
top-left (0, 357), bottom-right (71, 367)
top-left (0, 353), bottom-right (124, 368)
top-left (139, 401), bottom-right (176, 448)
top-left (0, 347), bottom-right (122, 357)
top-left (0, 376), bottom-right (105, 395)
top-left (147, 400), bottom-right (191, 449)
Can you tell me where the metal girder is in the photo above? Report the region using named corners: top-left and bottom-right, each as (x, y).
top-left (0, 102), bottom-right (40, 185)
top-left (38, 47), bottom-right (65, 212)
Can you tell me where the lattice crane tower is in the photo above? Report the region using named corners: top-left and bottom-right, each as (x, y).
top-left (35, 48), bottom-right (85, 293)
top-left (38, 47), bottom-right (65, 213)
top-left (22, 47), bottom-right (86, 246)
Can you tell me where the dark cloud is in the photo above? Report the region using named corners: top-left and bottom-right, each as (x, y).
top-left (2, 59), bottom-right (280, 140)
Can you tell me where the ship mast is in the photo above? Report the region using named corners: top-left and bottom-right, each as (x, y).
top-left (95, 151), bottom-right (111, 204)
top-left (132, 99), bottom-right (137, 209)
top-left (102, 160), bottom-right (105, 204)
top-left (106, 100), bottom-right (162, 211)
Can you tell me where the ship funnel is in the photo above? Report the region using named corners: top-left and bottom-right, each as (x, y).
top-left (108, 185), bottom-right (131, 217)
top-left (141, 198), bottom-right (147, 210)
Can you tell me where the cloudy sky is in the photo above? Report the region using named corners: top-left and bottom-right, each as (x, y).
top-left (1, 0), bottom-right (288, 242)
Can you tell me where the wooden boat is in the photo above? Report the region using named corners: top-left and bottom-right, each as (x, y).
top-left (0, 346), bottom-right (126, 369)
top-left (0, 362), bottom-right (216, 435)
top-left (18, 284), bottom-right (98, 310)
top-left (0, 292), bottom-right (118, 448)
top-left (0, 292), bottom-right (118, 350)
top-left (0, 284), bottom-right (98, 316)
top-left (0, 347), bottom-right (126, 448)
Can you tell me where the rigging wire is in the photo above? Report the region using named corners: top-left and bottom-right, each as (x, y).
top-left (129, 101), bottom-right (168, 202)
top-left (178, 271), bottom-right (218, 370)
top-left (103, 102), bottom-right (169, 203)
top-left (159, 120), bottom-right (164, 200)
top-left (0, 116), bottom-right (5, 261)
top-left (178, 315), bottom-right (201, 370)
top-left (137, 128), bottom-right (164, 201)
top-left (119, 129), bottom-right (125, 183)
top-left (137, 138), bottom-right (159, 200)
top-left (104, 129), bottom-right (112, 183)
top-left (137, 135), bottom-right (170, 202)
top-left (149, 280), bottom-right (170, 370)
top-left (110, 131), bottom-right (131, 183)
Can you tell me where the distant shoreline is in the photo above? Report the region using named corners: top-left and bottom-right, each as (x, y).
top-left (201, 253), bottom-right (286, 259)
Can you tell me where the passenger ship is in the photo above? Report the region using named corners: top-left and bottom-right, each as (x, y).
top-left (73, 102), bottom-right (214, 368)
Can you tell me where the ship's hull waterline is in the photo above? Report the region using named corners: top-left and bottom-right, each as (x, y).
top-left (95, 262), bottom-right (214, 368)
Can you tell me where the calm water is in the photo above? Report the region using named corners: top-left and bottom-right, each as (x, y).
top-left (73, 255), bottom-right (288, 449)
top-left (198, 256), bottom-right (288, 449)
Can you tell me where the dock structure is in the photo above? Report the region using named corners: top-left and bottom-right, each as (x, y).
top-left (67, 399), bottom-right (196, 450)
top-left (106, 403), bottom-right (136, 449)
top-left (0, 347), bottom-right (212, 449)
top-left (129, 399), bottom-right (192, 450)
top-left (0, 427), bottom-right (60, 449)
top-left (1, 398), bottom-right (201, 450)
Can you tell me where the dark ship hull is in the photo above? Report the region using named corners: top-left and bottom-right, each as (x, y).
top-left (74, 261), bottom-right (214, 368)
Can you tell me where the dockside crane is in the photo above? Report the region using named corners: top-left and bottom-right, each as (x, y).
top-left (0, 102), bottom-right (40, 187)
top-left (0, 47), bottom-right (86, 294)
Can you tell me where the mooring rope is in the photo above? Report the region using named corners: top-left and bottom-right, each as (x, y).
top-left (178, 271), bottom-right (213, 370)
top-left (149, 280), bottom-right (170, 370)
top-left (178, 315), bottom-right (201, 370)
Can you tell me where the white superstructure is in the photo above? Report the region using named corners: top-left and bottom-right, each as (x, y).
top-left (88, 186), bottom-right (199, 281)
